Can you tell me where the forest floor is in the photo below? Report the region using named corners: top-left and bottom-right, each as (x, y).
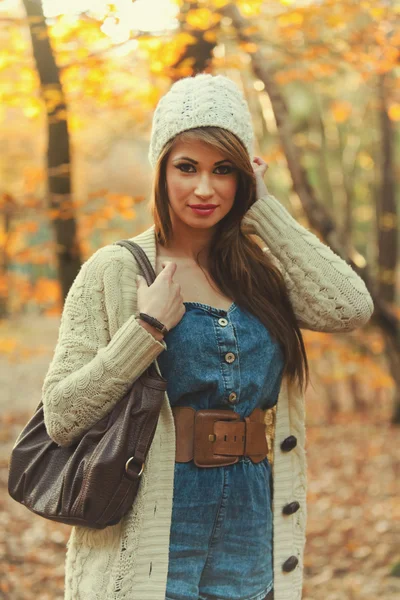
top-left (0, 315), bottom-right (399, 600)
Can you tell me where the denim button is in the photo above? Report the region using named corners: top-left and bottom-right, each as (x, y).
top-left (225, 352), bottom-right (235, 363)
top-left (228, 392), bottom-right (237, 404)
top-left (218, 318), bottom-right (228, 327)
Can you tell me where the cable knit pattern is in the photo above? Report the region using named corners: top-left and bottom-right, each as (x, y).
top-left (242, 194), bottom-right (374, 332)
top-left (147, 73), bottom-right (254, 169)
top-left (41, 193), bottom-right (373, 600)
top-left (42, 247), bottom-right (168, 448)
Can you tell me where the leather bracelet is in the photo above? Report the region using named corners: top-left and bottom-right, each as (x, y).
top-left (138, 312), bottom-right (169, 335)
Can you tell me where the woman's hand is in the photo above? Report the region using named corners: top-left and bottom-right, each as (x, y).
top-left (252, 156), bottom-right (270, 198)
top-left (136, 262), bottom-right (186, 332)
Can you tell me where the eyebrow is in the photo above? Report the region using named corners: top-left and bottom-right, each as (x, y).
top-left (172, 156), bottom-right (233, 165)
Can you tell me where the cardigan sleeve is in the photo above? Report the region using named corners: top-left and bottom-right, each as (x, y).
top-left (241, 193), bottom-right (374, 333)
top-left (42, 247), bottom-right (167, 448)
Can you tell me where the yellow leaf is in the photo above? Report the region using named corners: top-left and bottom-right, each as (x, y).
top-left (68, 114), bottom-right (84, 132)
top-left (203, 30), bottom-right (218, 43)
top-left (24, 222), bottom-right (39, 234)
top-left (210, 0), bottom-right (230, 7)
top-left (111, 194), bottom-right (133, 208)
top-left (33, 278), bottom-right (60, 304)
top-left (318, 64), bottom-right (337, 76)
top-left (138, 37), bottom-right (163, 51)
top-left (152, 61), bottom-right (164, 73)
top-left (278, 12), bottom-right (304, 27)
top-left (331, 101), bottom-right (352, 123)
top-left (238, 0), bottom-right (264, 17)
top-left (242, 25), bottom-right (262, 36)
top-left (102, 206), bottom-right (115, 219)
top-left (358, 152), bottom-right (374, 170)
top-left (239, 41), bottom-right (258, 54)
top-left (77, 47), bottom-right (89, 59)
top-left (45, 306), bottom-right (62, 316)
top-left (43, 87), bottom-right (64, 113)
top-left (388, 103), bottom-right (400, 121)
top-left (327, 15), bottom-right (344, 28)
top-left (0, 338), bottom-right (18, 355)
top-left (175, 32), bottom-right (198, 46)
top-left (23, 102), bottom-right (41, 119)
top-left (119, 209), bottom-right (136, 220)
top-left (186, 8), bottom-right (221, 30)
top-left (370, 7), bottom-right (385, 18)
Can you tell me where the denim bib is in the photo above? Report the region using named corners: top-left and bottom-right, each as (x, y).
top-left (157, 301), bottom-right (285, 600)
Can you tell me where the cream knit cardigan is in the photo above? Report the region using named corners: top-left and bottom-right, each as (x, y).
top-left (42, 193), bottom-right (374, 600)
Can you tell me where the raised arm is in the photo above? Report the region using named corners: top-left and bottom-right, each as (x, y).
top-left (242, 193), bottom-right (374, 333)
top-left (42, 246), bottom-right (167, 447)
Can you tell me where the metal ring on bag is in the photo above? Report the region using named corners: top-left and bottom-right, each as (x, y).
top-left (125, 456), bottom-right (144, 478)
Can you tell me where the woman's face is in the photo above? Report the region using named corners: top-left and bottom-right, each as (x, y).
top-left (164, 139), bottom-right (238, 231)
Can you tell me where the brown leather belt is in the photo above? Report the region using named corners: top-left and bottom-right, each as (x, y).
top-left (171, 406), bottom-right (269, 468)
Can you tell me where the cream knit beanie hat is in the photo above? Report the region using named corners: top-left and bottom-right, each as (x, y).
top-left (148, 73), bottom-right (255, 170)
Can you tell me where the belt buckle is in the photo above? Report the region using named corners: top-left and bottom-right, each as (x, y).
top-left (194, 409), bottom-right (241, 468)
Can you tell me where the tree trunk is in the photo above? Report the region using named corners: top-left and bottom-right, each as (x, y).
top-left (377, 72), bottom-right (397, 305)
top-left (0, 194), bottom-right (16, 319)
top-left (169, 0), bottom-right (218, 78)
top-left (377, 71), bottom-right (399, 423)
top-left (22, 0), bottom-right (81, 302)
top-left (219, 2), bottom-right (399, 423)
top-left (382, 329), bottom-right (400, 424)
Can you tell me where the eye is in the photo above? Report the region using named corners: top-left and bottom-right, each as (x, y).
top-left (175, 163), bottom-right (234, 175)
top-left (216, 165), bottom-right (234, 175)
top-left (175, 163), bottom-right (195, 173)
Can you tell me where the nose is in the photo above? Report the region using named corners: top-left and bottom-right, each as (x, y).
top-left (195, 173), bottom-right (213, 197)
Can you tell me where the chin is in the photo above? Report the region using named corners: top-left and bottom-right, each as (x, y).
top-left (171, 206), bottom-right (229, 229)
top-left (187, 216), bottom-right (223, 227)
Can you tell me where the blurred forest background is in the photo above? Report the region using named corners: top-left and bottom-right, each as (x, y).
top-left (0, 0), bottom-right (399, 598)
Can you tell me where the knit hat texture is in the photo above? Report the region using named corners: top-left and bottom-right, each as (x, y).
top-left (148, 73), bottom-right (255, 169)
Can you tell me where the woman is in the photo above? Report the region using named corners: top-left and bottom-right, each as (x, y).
top-left (42, 74), bottom-right (374, 600)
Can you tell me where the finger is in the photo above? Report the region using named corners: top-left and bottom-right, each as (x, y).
top-left (161, 262), bottom-right (177, 277)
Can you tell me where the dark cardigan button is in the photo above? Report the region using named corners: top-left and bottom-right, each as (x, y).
top-left (280, 435), bottom-right (297, 452)
top-left (282, 501), bottom-right (300, 515)
top-left (282, 556), bottom-right (299, 572)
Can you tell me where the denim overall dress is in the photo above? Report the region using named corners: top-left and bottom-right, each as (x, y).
top-left (156, 300), bottom-right (285, 600)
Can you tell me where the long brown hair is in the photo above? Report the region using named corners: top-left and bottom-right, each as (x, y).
top-left (149, 126), bottom-right (310, 395)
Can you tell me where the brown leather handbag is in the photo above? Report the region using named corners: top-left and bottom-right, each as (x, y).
top-left (7, 240), bottom-right (167, 530)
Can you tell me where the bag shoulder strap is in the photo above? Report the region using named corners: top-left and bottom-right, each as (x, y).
top-left (113, 240), bottom-right (162, 375)
top-left (113, 240), bottom-right (156, 287)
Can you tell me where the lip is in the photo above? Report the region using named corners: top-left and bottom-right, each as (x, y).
top-left (189, 205), bottom-right (218, 208)
top-left (189, 205), bottom-right (218, 216)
